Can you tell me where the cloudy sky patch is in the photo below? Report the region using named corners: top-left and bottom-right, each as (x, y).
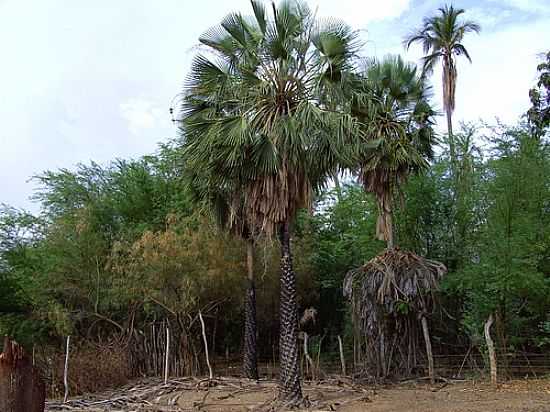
top-left (0, 0), bottom-right (548, 211)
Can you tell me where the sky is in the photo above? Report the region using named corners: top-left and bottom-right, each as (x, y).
top-left (1, 0), bottom-right (549, 212)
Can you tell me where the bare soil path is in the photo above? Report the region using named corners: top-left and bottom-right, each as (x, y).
top-left (46, 377), bottom-right (550, 412)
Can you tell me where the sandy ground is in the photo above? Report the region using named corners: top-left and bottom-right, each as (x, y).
top-left (46, 377), bottom-right (550, 411)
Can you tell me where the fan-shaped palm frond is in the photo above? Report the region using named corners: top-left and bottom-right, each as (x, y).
top-left (351, 55), bottom-right (436, 247)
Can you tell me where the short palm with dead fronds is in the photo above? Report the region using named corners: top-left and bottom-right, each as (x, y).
top-left (344, 248), bottom-right (446, 380)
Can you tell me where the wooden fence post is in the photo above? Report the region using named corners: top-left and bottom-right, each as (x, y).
top-left (0, 336), bottom-right (45, 412)
top-left (164, 327), bottom-right (170, 385)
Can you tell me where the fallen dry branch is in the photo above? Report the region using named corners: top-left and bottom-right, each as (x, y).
top-left (46, 377), bottom-right (198, 411)
top-left (45, 376), bottom-right (371, 412)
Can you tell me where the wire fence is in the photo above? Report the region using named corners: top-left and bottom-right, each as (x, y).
top-left (213, 350), bottom-right (550, 380)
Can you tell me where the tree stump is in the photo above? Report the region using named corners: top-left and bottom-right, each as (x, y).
top-left (0, 337), bottom-right (45, 412)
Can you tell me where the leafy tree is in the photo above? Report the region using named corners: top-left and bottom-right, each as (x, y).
top-left (404, 5), bottom-right (480, 170)
top-left (180, 0), bottom-right (358, 403)
top-left (527, 51), bottom-right (550, 137)
top-left (445, 123), bottom-right (550, 359)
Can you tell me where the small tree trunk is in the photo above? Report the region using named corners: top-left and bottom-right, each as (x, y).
top-left (277, 221), bottom-right (304, 406)
top-left (243, 239), bottom-right (259, 380)
top-left (63, 336), bottom-right (70, 403)
top-left (198, 311), bottom-right (213, 380)
top-left (421, 316), bottom-right (435, 385)
top-left (302, 332), bottom-right (315, 380)
top-left (484, 313), bottom-right (497, 386)
top-left (0, 337), bottom-right (45, 412)
top-left (337, 335), bottom-right (346, 376)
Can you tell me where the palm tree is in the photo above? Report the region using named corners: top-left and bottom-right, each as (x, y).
top-left (180, 1), bottom-right (358, 405)
top-left (352, 55), bottom-right (436, 249)
top-left (345, 56), bottom-right (445, 382)
top-left (404, 5), bottom-right (480, 170)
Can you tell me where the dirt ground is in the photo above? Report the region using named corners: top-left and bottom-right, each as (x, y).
top-left (46, 377), bottom-right (550, 412)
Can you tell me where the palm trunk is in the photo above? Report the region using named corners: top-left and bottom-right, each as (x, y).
top-left (446, 106), bottom-right (455, 166)
top-left (278, 221), bottom-right (303, 405)
top-left (386, 212), bottom-right (394, 250)
top-left (243, 239), bottom-right (259, 380)
top-left (376, 191), bottom-right (394, 249)
top-left (446, 105), bottom-right (460, 205)
top-left (443, 56), bottom-right (456, 170)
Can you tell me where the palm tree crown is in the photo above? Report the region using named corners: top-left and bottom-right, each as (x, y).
top-left (352, 55), bottom-right (436, 247)
top-left (182, 0), bottom-right (359, 237)
top-left (404, 4), bottom-right (480, 117)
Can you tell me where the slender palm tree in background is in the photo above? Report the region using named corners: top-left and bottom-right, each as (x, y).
top-left (185, 173), bottom-right (259, 380)
top-left (180, 0), bottom-right (358, 405)
top-left (352, 55), bottom-right (436, 249)
top-left (404, 5), bottom-right (480, 171)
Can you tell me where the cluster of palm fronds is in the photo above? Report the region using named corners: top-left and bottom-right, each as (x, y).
top-left (344, 248), bottom-right (446, 379)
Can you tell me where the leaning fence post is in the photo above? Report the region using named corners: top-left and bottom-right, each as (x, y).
top-left (199, 310), bottom-right (213, 380)
top-left (164, 327), bottom-right (170, 385)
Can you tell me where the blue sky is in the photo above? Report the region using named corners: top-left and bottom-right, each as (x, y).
top-left (1, 0), bottom-right (549, 212)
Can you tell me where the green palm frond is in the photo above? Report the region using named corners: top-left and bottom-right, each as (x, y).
top-left (403, 4), bottom-right (480, 114)
top-left (351, 55), bottom-right (436, 238)
top-left (180, 0), bottom-right (361, 238)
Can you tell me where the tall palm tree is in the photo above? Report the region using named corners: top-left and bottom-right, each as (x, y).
top-left (180, 1), bottom-right (358, 405)
top-left (404, 5), bottom-right (480, 170)
top-left (352, 55), bottom-right (436, 249)
top-left (345, 56), bottom-right (443, 383)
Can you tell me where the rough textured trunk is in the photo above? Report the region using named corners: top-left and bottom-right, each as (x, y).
top-left (484, 313), bottom-right (497, 386)
top-left (0, 337), bottom-right (45, 412)
top-left (443, 56), bottom-right (456, 166)
top-left (421, 316), bottom-right (435, 384)
top-left (278, 221), bottom-right (303, 406)
top-left (243, 239), bottom-right (259, 380)
top-left (376, 191), bottom-right (394, 249)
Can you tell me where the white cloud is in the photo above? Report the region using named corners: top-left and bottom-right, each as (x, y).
top-left (119, 99), bottom-right (164, 136)
top-left (499, 0), bottom-right (550, 13)
top-left (309, 0), bottom-right (411, 28)
top-left (465, 7), bottom-right (512, 29)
